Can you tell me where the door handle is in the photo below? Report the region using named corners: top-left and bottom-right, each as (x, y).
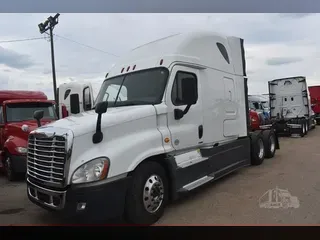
top-left (198, 125), bottom-right (203, 139)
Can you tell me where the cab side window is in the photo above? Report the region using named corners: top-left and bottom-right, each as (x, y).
top-left (0, 106), bottom-right (3, 124)
top-left (171, 71), bottom-right (198, 106)
top-left (64, 89), bottom-right (71, 100)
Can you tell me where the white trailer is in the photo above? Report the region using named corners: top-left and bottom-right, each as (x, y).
top-left (26, 31), bottom-right (279, 225)
top-left (268, 76), bottom-right (316, 137)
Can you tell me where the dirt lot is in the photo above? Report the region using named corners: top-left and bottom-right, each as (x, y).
top-left (1, 128), bottom-right (320, 225)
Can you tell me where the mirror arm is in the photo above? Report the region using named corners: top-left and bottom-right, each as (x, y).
top-left (183, 104), bottom-right (191, 115)
top-left (174, 104), bottom-right (192, 120)
top-left (92, 113), bottom-right (103, 144)
top-left (36, 119), bottom-right (41, 127)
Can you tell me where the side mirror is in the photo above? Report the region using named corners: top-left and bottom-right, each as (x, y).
top-left (174, 78), bottom-right (197, 120)
top-left (92, 101), bottom-right (108, 144)
top-left (34, 110), bottom-right (44, 127)
top-left (95, 101), bottom-right (108, 114)
top-left (181, 77), bottom-right (198, 105)
top-left (70, 94), bottom-right (80, 114)
top-left (61, 104), bottom-right (69, 118)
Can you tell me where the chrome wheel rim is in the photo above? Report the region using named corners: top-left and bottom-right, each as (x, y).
top-left (143, 174), bottom-right (164, 213)
top-left (269, 135), bottom-right (275, 153)
top-left (258, 139), bottom-right (264, 159)
top-left (302, 124), bottom-right (305, 134)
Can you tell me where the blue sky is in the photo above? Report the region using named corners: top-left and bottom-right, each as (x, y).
top-left (0, 13), bottom-right (320, 99)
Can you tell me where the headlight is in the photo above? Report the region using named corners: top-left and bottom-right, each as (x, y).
top-left (16, 147), bottom-right (27, 154)
top-left (71, 157), bottom-right (110, 184)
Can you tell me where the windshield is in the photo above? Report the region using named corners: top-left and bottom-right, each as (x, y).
top-left (95, 67), bottom-right (169, 107)
top-left (6, 102), bottom-right (57, 122)
top-left (249, 101), bottom-right (256, 110)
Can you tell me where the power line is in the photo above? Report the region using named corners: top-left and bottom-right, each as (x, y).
top-left (0, 37), bottom-right (47, 43)
top-left (54, 34), bottom-right (120, 57)
top-left (0, 34), bottom-right (120, 58)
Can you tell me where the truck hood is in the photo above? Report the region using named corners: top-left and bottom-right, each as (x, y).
top-left (43, 105), bottom-right (157, 137)
top-left (7, 119), bottom-right (55, 138)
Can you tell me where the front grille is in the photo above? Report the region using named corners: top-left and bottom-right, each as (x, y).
top-left (27, 134), bottom-right (67, 185)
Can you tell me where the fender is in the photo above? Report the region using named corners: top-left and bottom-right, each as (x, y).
top-left (67, 115), bottom-right (168, 183)
top-left (249, 130), bottom-right (263, 139)
top-left (4, 135), bottom-right (28, 155)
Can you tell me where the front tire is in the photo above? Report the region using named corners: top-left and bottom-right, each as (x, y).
top-left (124, 161), bottom-right (168, 225)
top-left (4, 154), bottom-right (18, 181)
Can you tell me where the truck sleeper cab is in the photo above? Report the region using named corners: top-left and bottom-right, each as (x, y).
top-left (268, 76), bottom-right (316, 137)
top-left (56, 82), bottom-right (94, 118)
top-left (26, 31), bottom-right (279, 225)
top-left (0, 91), bottom-right (58, 181)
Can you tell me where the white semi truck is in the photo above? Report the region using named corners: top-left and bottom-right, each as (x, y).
top-left (268, 76), bottom-right (316, 137)
top-left (26, 31), bottom-right (279, 225)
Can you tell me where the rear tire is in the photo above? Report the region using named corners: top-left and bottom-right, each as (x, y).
top-left (300, 121), bottom-right (305, 137)
top-left (250, 134), bottom-right (265, 166)
top-left (262, 130), bottom-right (276, 159)
top-left (124, 161), bottom-right (168, 225)
top-left (304, 120), bottom-right (309, 135)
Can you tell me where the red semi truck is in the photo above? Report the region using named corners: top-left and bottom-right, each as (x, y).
top-left (249, 109), bottom-right (261, 131)
top-left (309, 85), bottom-right (320, 125)
top-left (0, 90), bottom-right (58, 181)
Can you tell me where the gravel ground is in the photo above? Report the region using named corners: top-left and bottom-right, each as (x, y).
top-left (1, 128), bottom-right (320, 225)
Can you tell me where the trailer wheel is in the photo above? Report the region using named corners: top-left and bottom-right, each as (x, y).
top-left (250, 134), bottom-right (265, 165)
top-left (262, 130), bottom-right (276, 159)
top-left (124, 161), bottom-right (168, 225)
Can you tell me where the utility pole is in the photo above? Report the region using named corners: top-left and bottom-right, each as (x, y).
top-left (38, 13), bottom-right (60, 116)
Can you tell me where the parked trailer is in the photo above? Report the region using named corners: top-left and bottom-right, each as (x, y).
top-left (0, 91), bottom-right (58, 181)
top-left (268, 76), bottom-right (316, 137)
top-left (308, 85), bottom-right (320, 125)
top-left (26, 31), bottom-right (279, 225)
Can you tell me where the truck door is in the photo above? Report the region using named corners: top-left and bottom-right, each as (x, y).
top-left (166, 65), bottom-right (203, 151)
